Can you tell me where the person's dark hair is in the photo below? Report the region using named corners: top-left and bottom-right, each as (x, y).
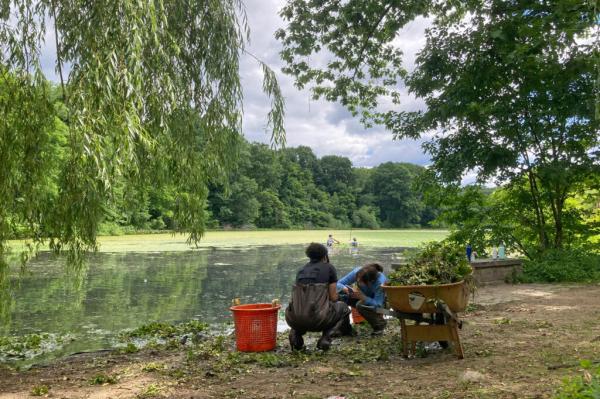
top-left (358, 263), bottom-right (383, 283)
top-left (305, 242), bottom-right (328, 263)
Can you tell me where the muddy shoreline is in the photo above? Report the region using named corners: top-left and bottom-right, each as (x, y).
top-left (1, 283), bottom-right (599, 399)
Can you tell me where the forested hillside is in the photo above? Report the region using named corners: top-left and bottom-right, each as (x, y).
top-left (105, 141), bottom-right (438, 233)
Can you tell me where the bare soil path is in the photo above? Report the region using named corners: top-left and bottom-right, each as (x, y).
top-left (1, 283), bottom-right (598, 399)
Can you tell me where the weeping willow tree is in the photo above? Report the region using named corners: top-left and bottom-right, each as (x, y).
top-left (0, 0), bottom-right (285, 316)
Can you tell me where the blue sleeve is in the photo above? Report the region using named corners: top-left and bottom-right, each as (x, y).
top-left (362, 274), bottom-right (387, 308)
top-left (336, 267), bottom-right (359, 291)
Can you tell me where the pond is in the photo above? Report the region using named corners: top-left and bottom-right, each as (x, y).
top-left (2, 245), bottom-right (404, 366)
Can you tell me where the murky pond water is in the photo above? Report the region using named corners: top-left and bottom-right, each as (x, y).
top-left (2, 245), bottom-right (403, 366)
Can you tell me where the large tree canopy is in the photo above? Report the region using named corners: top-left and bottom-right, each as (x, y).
top-left (278, 0), bottom-right (599, 253)
top-left (0, 1), bottom-right (285, 268)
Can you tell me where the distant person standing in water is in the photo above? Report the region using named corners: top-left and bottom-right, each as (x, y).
top-left (349, 237), bottom-right (359, 255)
top-left (326, 234), bottom-right (340, 254)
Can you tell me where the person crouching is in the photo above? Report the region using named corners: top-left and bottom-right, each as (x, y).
top-left (285, 243), bottom-right (350, 351)
top-left (336, 263), bottom-right (387, 336)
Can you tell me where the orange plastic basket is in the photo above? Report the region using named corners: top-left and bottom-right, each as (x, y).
top-left (351, 307), bottom-right (366, 324)
top-left (230, 303), bottom-right (281, 352)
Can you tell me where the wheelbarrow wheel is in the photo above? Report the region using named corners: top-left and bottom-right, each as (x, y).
top-left (433, 312), bottom-right (449, 349)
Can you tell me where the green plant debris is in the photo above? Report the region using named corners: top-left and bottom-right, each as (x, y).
top-left (494, 318), bottom-right (512, 325)
top-left (136, 383), bottom-right (164, 399)
top-left (89, 373), bottom-right (117, 385)
top-left (0, 333), bottom-right (69, 362)
top-left (141, 362), bottom-right (164, 372)
top-left (120, 320), bottom-right (208, 340)
top-left (30, 384), bottom-right (49, 396)
top-left (388, 241), bottom-right (473, 286)
top-left (122, 322), bottom-right (179, 340)
top-left (251, 352), bottom-right (290, 368)
top-left (119, 320), bottom-right (208, 352)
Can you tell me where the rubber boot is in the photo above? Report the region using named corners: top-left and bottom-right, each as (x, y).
top-left (356, 303), bottom-right (386, 335)
top-left (289, 329), bottom-right (304, 351)
top-left (316, 329), bottom-right (332, 351)
top-left (330, 313), bottom-right (355, 338)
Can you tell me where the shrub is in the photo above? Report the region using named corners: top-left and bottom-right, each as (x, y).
top-left (520, 250), bottom-right (600, 283)
top-left (554, 361), bottom-right (600, 398)
top-left (149, 217), bottom-right (166, 230)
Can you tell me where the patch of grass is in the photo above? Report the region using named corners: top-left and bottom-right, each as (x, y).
top-left (494, 317), bottom-right (512, 325)
top-left (30, 384), bottom-right (49, 396)
top-left (535, 320), bottom-right (554, 329)
top-left (141, 362), bottom-right (164, 372)
top-left (414, 342), bottom-right (428, 358)
top-left (465, 303), bottom-right (486, 312)
top-left (474, 348), bottom-right (493, 357)
top-left (136, 383), bottom-right (164, 399)
top-left (165, 368), bottom-right (186, 379)
top-left (120, 342), bottom-right (138, 353)
top-left (89, 373), bottom-right (117, 385)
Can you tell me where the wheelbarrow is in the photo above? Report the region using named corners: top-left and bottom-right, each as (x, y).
top-left (380, 280), bottom-right (470, 359)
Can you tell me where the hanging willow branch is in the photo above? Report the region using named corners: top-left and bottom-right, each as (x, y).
top-left (0, 0), bottom-right (286, 270)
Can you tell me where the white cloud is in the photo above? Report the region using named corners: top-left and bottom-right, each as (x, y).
top-left (241, 0), bottom-right (431, 167)
top-left (37, 1), bottom-right (433, 168)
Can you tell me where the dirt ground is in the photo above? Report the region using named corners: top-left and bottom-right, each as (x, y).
top-left (1, 283), bottom-right (599, 399)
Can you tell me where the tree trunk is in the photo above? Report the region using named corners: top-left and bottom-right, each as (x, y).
top-left (553, 196), bottom-right (564, 248)
top-left (527, 171), bottom-right (548, 251)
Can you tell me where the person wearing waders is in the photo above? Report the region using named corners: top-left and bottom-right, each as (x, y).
top-left (285, 243), bottom-right (350, 351)
top-left (335, 263), bottom-right (387, 336)
top-left (326, 234), bottom-right (339, 255)
top-left (349, 237), bottom-right (359, 255)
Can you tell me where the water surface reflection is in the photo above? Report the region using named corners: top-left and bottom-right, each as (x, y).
top-left (5, 245), bottom-right (401, 365)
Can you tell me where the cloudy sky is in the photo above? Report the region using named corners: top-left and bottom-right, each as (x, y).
top-left (39, 1), bottom-right (433, 168)
top-left (238, 0), bottom-right (432, 168)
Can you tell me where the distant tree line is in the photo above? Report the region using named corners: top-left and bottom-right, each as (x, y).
top-left (1, 79), bottom-right (438, 241)
top-left (101, 141), bottom-right (439, 233)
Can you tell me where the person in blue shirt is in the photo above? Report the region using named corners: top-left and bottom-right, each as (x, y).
top-left (336, 263), bottom-right (387, 336)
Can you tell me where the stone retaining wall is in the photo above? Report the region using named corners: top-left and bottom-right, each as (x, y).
top-left (470, 259), bottom-right (523, 285)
